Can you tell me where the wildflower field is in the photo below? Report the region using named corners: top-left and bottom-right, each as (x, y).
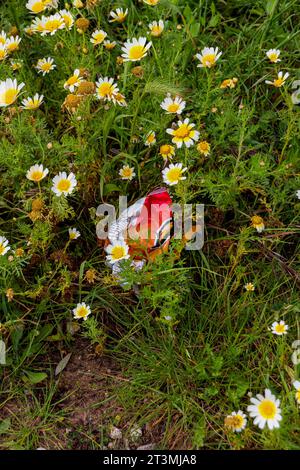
top-left (0, 0), bottom-right (300, 451)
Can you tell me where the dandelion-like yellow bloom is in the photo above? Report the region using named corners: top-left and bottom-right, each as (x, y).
top-left (159, 144), bottom-right (175, 160)
top-left (121, 37), bottom-right (152, 62)
top-left (220, 78), bottom-right (238, 89)
top-left (167, 118), bottom-right (199, 148)
top-left (197, 140), bottom-right (210, 156)
top-left (224, 411), bottom-right (247, 433)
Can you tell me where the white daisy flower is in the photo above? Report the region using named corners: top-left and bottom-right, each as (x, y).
top-left (59, 9), bottom-right (74, 30)
top-left (145, 131), bottom-right (156, 147)
top-left (26, 163), bottom-right (49, 182)
top-left (119, 164), bottom-right (136, 181)
top-left (90, 29), bottom-right (107, 45)
top-left (105, 240), bottom-right (130, 264)
top-left (51, 172), bottom-right (77, 197)
top-left (69, 228), bottom-right (81, 240)
top-left (0, 43), bottom-right (7, 61)
top-left (271, 320), bottom-right (289, 335)
top-left (225, 411), bottom-right (247, 432)
top-left (266, 49), bottom-right (281, 63)
top-left (35, 57), bottom-right (56, 75)
top-left (31, 16), bottom-right (46, 34)
top-left (196, 46), bottom-right (222, 68)
top-left (244, 282), bottom-right (255, 292)
top-left (73, 302), bottom-right (91, 321)
top-left (166, 118), bottom-right (199, 148)
top-left (41, 13), bottom-right (65, 36)
top-left (0, 78), bottom-right (25, 107)
top-left (247, 389), bottom-right (282, 430)
top-left (109, 8), bottom-right (128, 23)
top-left (5, 36), bottom-right (21, 54)
top-left (64, 69), bottom-right (82, 92)
top-left (95, 77), bottom-right (119, 101)
top-left (104, 40), bottom-right (117, 50)
top-left (121, 37), bottom-right (152, 62)
top-left (0, 236), bottom-right (10, 256)
top-left (149, 20), bottom-right (164, 37)
top-left (265, 71), bottom-right (289, 87)
top-left (296, 190), bottom-right (300, 199)
top-left (26, 0), bottom-right (47, 14)
top-left (160, 93), bottom-right (186, 115)
top-left (162, 163), bottom-right (187, 186)
top-left (21, 93), bottom-right (44, 110)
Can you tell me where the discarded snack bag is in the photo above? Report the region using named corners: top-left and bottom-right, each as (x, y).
top-left (104, 187), bottom-right (173, 275)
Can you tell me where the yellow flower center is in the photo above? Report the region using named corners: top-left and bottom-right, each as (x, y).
top-left (258, 400), bottom-right (277, 419)
top-left (3, 88), bottom-right (18, 105)
top-left (160, 144), bottom-right (172, 155)
top-left (44, 19), bottom-right (62, 32)
top-left (274, 78), bottom-right (284, 87)
top-left (116, 13), bottom-right (126, 22)
top-left (57, 179), bottom-right (71, 192)
top-left (251, 215), bottom-right (263, 226)
top-left (94, 33), bottom-right (105, 43)
top-left (167, 103), bottom-right (180, 113)
top-left (147, 134), bottom-right (155, 143)
top-left (0, 50), bottom-right (6, 59)
top-left (76, 306), bottom-right (88, 317)
top-left (128, 45), bottom-right (145, 60)
top-left (7, 43), bottom-right (18, 52)
top-left (66, 75), bottom-right (79, 86)
top-left (111, 246), bottom-right (126, 260)
top-left (105, 42), bottom-right (115, 50)
top-left (0, 37), bottom-right (6, 44)
top-left (225, 415), bottom-right (244, 429)
top-left (269, 53), bottom-right (278, 62)
top-left (62, 15), bottom-right (72, 28)
top-left (198, 141), bottom-right (209, 152)
top-left (201, 53), bottom-right (216, 66)
top-left (275, 324), bottom-right (285, 334)
top-left (31, 1), bottom-right (45, 13)
top-left (41, 63), bottom-right (52, 71)
top-left (151, 26), bottom-right (162, 35)
top-left (296, 391), bottom-right (300, 403)
top-left (31, 170), bottom-right (43, 181)
top-left (167, 167), bottom-right (182, 183)
top-left (97, 82), bottom-right (113, 97)
top-left (121, 167), bottom-right (132, 178)
top-left (0, 244), bottom-right (5, 255)
top-left (174, 124), bottom-right (190, 139)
